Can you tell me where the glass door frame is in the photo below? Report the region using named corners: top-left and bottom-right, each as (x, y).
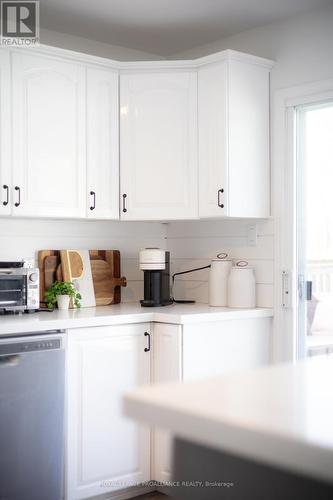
top-left (295, 101), bottom-right (333, 360)
top-left (272, 80), bottom-right (333, 364)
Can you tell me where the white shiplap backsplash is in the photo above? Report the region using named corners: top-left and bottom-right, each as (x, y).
top-left (0, 219), bottom-right (167, 303)
top-left (0, 218), bottom-right (273, 307)
top-left (166, 220), bottom-right (274, 307)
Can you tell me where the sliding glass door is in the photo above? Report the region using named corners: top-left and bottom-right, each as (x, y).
top-left (296, 101), bottom-right (333, 359)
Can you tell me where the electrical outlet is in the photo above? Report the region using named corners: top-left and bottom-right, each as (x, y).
top-left (247, 225), bottom-right (257, 247)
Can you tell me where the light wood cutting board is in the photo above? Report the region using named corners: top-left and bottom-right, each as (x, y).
top-left (89, 250), bottom-right (127, 305)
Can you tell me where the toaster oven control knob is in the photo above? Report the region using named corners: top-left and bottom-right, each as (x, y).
top-left (29, 273), bottom-right (38, 282)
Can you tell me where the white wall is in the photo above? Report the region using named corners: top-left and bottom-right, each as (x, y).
top-left (40, 28), bottom-right (161, 60)
top-left (172, 4), bottom-right (333, 91)
top-left (0, 219), bottom-right (166, 302)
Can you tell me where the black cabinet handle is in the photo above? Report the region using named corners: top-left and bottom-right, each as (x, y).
top-left (89, 191), bottom-right (96, 211)
top-left (122, 193), bottom-right (127, 213)
top-left (217, 188), bottom-right (224, 208)
top-left (2, 185), bottom-right (9, 206)
top-left (144, 332), bottom-right (151, 352)
top-left (14, 186), bottom-right (21, 207)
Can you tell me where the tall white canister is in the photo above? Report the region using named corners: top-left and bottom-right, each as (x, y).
top-left (227, 261), bottom-right (256, 308)
top-left (209, 253), bottom-right (232, 307)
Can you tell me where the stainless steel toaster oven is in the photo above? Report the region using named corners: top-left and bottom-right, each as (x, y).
top-left (0, 262), bottom-right (39, 312)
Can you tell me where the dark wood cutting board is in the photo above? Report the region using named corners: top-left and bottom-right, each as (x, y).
top-left (38, 249), bottom-right (127, 307)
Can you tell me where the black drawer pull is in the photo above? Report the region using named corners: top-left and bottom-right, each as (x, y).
top-left (144, 332), bottom-right (151, 352)
top-left (89, 191), bottom-right (96, 210)
top-left (14, 186), bottom-right (21, 207)
top-left (217, 188), bottom-right (224, 208)
top-left (122, 193), bottom-right (127, 213)
top-left (2, 185), bottom-right (9, 206)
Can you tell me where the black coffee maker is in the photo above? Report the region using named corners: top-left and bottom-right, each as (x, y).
top-left (139, 248), bottom-right (173, 307)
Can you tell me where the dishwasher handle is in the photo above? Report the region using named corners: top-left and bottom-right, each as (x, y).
top-left (0, 354), bottom-right (20, 366)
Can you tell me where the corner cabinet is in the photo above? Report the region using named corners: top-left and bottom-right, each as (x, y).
top-left (66, 324), bottom-right (151, 500)
top-left (120, 72), bottom-right (198, 220)
top-left (198, 53), bottom-right (272, 218)
top-left (153, 317), bottom-right (271, 483)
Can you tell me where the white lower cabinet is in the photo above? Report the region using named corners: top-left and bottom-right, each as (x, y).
top-left (152, 324), bottom-right (182, 483)
top-left (66, 324), bottom-right (151, 500)
top-left (152, 317), bottom-right (271, 483)
top-left (66, 317), bottom-right (271, 499)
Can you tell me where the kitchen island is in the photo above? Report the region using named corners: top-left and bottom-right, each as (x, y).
top-left (124, 358), bottom-right (333, 499)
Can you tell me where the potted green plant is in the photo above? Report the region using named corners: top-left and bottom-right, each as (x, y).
top-left (45, 281), bottom-right (82, 310)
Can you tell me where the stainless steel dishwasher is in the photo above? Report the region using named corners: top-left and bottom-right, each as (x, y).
top-left (0, 331), bottom-right (65, 500)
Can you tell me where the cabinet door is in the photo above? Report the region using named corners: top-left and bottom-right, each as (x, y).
top-left (152, 323), bottom-right (182, 483)
top-left (198, 62), bottom-right (228, 217)
top-left (0, 50), bottom-right (11, 215)
top-left (198, 59), bottom-right (271, 218)
top-left (87, 67), bottom-right (119, 219)
top-left (66, 324), bottom-right (151, 500)
top-left (182, 318), bottom-right (271, 381)
top-left (120, 72), bottom-right (198, 220)
top-left (228, 59), bottom-right (270, 217)
top-left (11, 52), bottom-right (86, 218)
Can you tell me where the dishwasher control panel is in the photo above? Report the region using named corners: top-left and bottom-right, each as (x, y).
top-left (0, 338), bottom-right (61, 356)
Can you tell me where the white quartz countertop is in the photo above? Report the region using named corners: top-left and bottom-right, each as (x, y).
top-left (124, 358), bottom-right (333, 484)
top-left (0, 303), bottom-right (272, 336)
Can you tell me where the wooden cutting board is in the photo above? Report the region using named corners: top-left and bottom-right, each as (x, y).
top-left (89, 250), bottom-right (127, 305)
top-left (38, 249), bottom-right (127, 307)
top-left (38, 250), bottom-right (59, 305)
top-left (60, 250), bottom-right (84, 282)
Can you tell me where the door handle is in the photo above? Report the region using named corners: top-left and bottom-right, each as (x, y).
top-left (14, 186), bottom-right (21, 207)
top-left (217, 188), bottom-right (224, 208)
top-left (89, 191), bottom-right (96, 211)
top-left (122, 193), bottom-right (127, 213)
top-left (2, 185), bottom-right (9, 206)
top-left (144, 332), bottom-right (151, 352)
top-left (306, 281), bottom-right (312, 301)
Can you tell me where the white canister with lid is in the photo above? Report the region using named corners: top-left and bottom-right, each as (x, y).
top-left (227, 261), bottom-right (256, 308)
top-left (209, 253), bottom-right (232, 307)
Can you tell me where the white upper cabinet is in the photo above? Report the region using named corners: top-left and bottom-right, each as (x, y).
top-left (11, 51), bottom-right (86, 218)
top-left (0, 47), bottom-right (272, 221)
top-left (86, 67), bottom-right (119, 219)
top-left (0, 50), bottom-right (11, 215)
top-left (120, 72), bottom-right (198, 220)
top-left (198, 53), bottom-right (272, 218)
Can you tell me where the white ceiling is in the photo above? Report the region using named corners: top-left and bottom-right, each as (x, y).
top-left (40, 0), bottom-right (330, 57)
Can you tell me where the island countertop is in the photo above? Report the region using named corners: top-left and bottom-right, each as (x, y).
top-left (123, 358), bottom-right (333, 485)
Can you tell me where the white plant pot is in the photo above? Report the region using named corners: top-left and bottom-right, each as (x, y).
top-left (56, 294), bottom-right (70, 310)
